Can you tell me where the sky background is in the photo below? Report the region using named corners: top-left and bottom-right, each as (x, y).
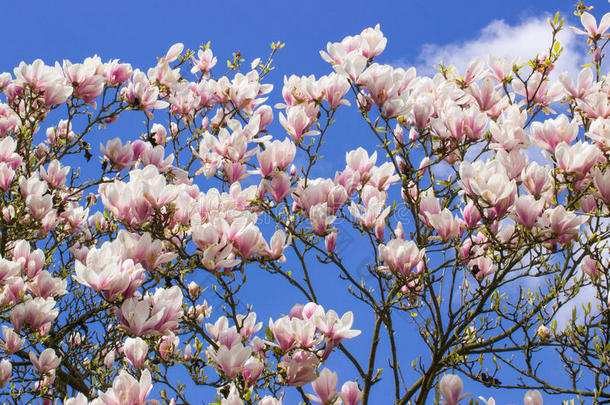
top-left (2, 0), bottom-right (607, 403)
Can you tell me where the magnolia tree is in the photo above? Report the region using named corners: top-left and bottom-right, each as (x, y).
top-left (0, 3), bottom-right (609, 405)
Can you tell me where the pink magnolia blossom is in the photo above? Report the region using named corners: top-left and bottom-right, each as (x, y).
top-left (461, 201), bottom-right (482, 229)
top-left (0, 162), bottom-right (14, 191)
top-left (537, 206), bottom-right (588, 246)
top-left (123, 337), bottom-right (148, 368)
top-left (348, 197), bottom-right (391, 231)
top-left (257, 138), bottom-right (295, 177)
top-left (368, 162), bottom-right (400, 191)
top-left (309, 203), bottom-right (336, 236)
top-left (555, 141), bottom-right (603, 178)
top-left (62, 58), bottom-right (105, 104)
top-left (280, 349), bottom-right (318, 387)
top-left (522, 162), bottom-right (552, 199)
top-left (469, 255), bottom-right (496, 280)
top-left (319, 73), bottom-right (350, 108)
top-left (237, 312), bottom-right (262, 340)
top-left (269, 317), bottom-right (296, 352)
top-left (440, 374), bottom-right (467, 405)
top-left (0, 137), bottom-right (22, 169)
top-left (496, 149), bottom-right (528, 181)
top-left (489, 108), bottom-right (530, 151)
top-left (263, 172), bottom-right (293, 203)
top-left (523, 390), bottom-right (543, 405)
top-left (74, 242), bottom-right (144, 301)
top-left (593, 168), bottom-right (610, 204)
top-left (467, 78), bottom-right (503, 113)
top-left (514, 195), bottom-right (544, 228)
top-left (512, 72), bottom-right (562, 106)
top-left (206, 317), bottom-right (230, 341)
top-left (208, 341), bottom-right (252, 378)
top-left (242, 357), bottom-right (264, 386)
top-left (570, 12), bottom-right (610, 41)
top-left (559, 68), bottom-right (597, 99)
top-left (10, 297), bottom-right (59, 333)
top-left (191, 48), bottom-right (217, 75)
top-left (1, 326), bottom-right (23, 355)
top-left (587, 117), bottom-right (610, 151)
top-left (379, 239), bottom-right (425, 277)
top-left (359, 24), bottom-right (386, 58)
top-left (120, 69), bottom-right (169, 115)
top-left (264, 229), bottom-right (291, 261)
top-left (314, 310), bottom-right (361, 348)
top-left (531, 115), bottom-right (578, 153)
top-left (159, 333), bottom-right (180, 360)
top-left (101, 138), bottom-right (135, 170)
top-left (428, 208), bottom-right (461, 240)
top-left (0, 257), bottom-right (20, 283)
top-left (94, 369), bottom-right (153, 405)
top-left (164, 43), bottom-right (184, 63)
top-left (118, 286), bottom-right (183, 336)
top-left (12, 59), bottom-right (72, 105)
top-left (104, 349), bottom-right (116, 369)
top-left (117, 231), bottom-right (177, 271)
top-left (279, 104), bottom-right (319, 142)
top-left (580, 255), bottom-right (599, 278)
top-left (29, 348), bottom-right (61, 374)
top-left (103, 59), bottom-right (133, 86)
top-left (217, 326), bottom-right (241, 350)
top-left (40, 159), bottom-right (70, 188)
top-left (309, 368), bottom-right (338, 404)
top-left (346, 147), bottom-right (377, 176)
top-left (0, 359), bottom-right (11, 388)
top-left (200, 243), bottom-right (241, 272)
top-left (29, 270), bottom-right (68, 299)
top-left (325, 231), bottom-right (337, 253)
top-left (577, 92), bottom-right (610, 119)
top-left (0, 104), bottom-right (20, 137)
top-left (259, 397), bottom-right (282, 405)
top-left (231, 222), bottom-right (266, 259)
top-left (64, 393), bottom-right (88, 405)
top-left (459, 160), bottom-right (516, 217)
top-left (340, 381), bottom-right (362, 405)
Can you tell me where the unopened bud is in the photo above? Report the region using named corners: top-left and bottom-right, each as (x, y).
top-left (537, 325), bottom-right (551, 340)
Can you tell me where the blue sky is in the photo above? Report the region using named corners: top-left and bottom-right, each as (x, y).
top-left (2, 0), bottom-right (606, 403)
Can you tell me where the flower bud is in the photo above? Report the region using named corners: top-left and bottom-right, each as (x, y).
top-left (537, 325), bottom-right (551, 340)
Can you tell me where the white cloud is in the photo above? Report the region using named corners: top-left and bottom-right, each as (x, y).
top-left (413, 16), bottom-right (585, 79)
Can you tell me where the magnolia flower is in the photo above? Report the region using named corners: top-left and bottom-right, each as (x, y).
top-left (537, 325), bottom-right (551, 340)
top-left (208, 342), bottom-right (252, 378)
top-left (123, 337), bottom-right (148, 368)
top-left (314, 310), bottom-right (361, 348)
top-left (530, 115), bottom-right (578, 153)
top-left (379, 239), bottom-right (425, 276)
top-left (29, 348), bottom-right (61, 374)
top-left (10, 297), bottom-right (59, 333)
top-left (536, 206), bottom-right (588, 246)
top-left (0, 360), bottom-right (11, 388)
top-left (555, 141), bottom-right (603, 178)
top-left (523, 390), bottom-right (543, 405)
top-left (340, 381), bottom-right (362, 405)
top-left (279, 350), bottom-right (318, 387)
top-left (259, 397), bottom-right (282, 405)
top-left (309, 368), bottom-right (338, 404)
top-left (1, 326), bottom-right (23, 354)
top-left (118, 286), bottom-right (183, 336)
top-left (242, 357), bottom-right (264, 386)
top-left (570, 12), bottom-right (610, 43)
top-left (94, 369), bottom-right (153, 405)
top-left (440, 374), bottom-right (468, 405)
top-left (64, 393), bottom-right (89, 405)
